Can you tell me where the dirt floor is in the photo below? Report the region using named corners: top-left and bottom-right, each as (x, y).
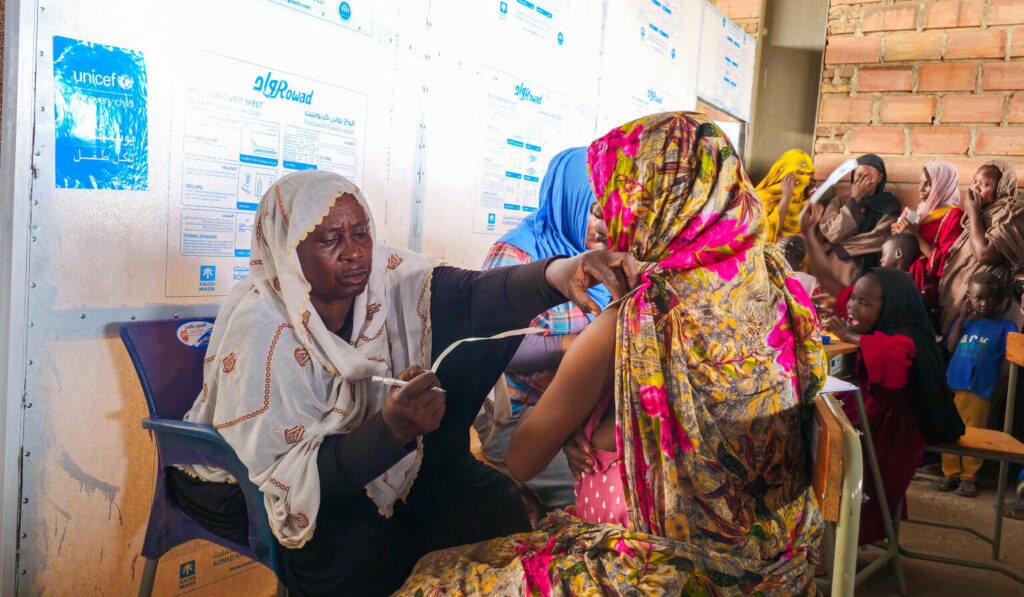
top-left (851, 464), bottom-right (1024, 596)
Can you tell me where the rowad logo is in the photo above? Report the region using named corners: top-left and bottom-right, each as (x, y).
top-left (253, 72), bottom-right (314, 104)
top-left (514, 83), bottom-right (543, 105)
top-left (176, 320), bottom-right (214, 348)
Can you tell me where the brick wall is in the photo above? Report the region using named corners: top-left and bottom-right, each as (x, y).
top-left (710, 0), bottom-right (761, 36)
top-left (817, 0), bottom-right (1024, 207)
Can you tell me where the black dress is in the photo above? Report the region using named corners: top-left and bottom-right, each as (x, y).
top-left (167, 258), bottom-right (567, 596)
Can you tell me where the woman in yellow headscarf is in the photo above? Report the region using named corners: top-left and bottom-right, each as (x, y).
top-left (757, 150), bottom-right (815, 243)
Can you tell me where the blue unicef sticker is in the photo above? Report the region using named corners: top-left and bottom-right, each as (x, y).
top-left (53, 36), bottom-right (148, 190)
top-left (557, 32), bottom-right (564, 45)
top-left (338, 2), bottom-right (352, 20)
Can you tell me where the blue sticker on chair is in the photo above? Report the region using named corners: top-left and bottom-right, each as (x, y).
top-left (176, 320), bottom-right (214, 348)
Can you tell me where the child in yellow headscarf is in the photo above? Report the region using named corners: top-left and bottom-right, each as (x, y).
top-left (756, 149), bottom-right (814, 243)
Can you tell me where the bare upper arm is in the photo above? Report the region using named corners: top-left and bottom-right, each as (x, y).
top-left (506, 306), bottom-right (618, 481)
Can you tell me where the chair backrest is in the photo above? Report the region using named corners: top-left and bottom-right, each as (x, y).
top-left (120, 318), bottom-right (215, 420)
top-left (1007, 332), bottom-right (1024, 368)
top-left (812, 395), bottom-right (845, 523)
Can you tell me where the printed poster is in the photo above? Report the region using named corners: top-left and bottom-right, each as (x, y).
top-left (165, 49), bottom-right (368, 297)
top-left (696, 2), bottom-right (755, 121)
top-left (52, 35), bottom-right (148, 190)
top-left (473, 66), bottom-right (572, 235)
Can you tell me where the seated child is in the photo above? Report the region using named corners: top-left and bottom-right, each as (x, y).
top-left (939, 272), bottom-right (1017, 496)
top-left (777, 235), bottom-right (820, 297)
top-left (824, 268), bottom-right (963, 543)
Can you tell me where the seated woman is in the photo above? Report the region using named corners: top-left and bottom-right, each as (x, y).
top-left (477, 146), bottom-right (609, 510)
top-left (816, 154), bottom-right (900, 287)
top-left (892, 161), bottom-right (963, 311)
top-left (169, 170), bottom-right (638, 596)
top-left (754, 149), bottom-right (815, 243)
top-left (938, 160), bottom-right (1024, 335)
top-left (395, 112), bottom-right (828, 596)
top-left (824, 269), bottom-right (964, 544)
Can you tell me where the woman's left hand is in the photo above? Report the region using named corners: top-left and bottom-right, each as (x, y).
top-left (545, 250), bottom-right (640, 316)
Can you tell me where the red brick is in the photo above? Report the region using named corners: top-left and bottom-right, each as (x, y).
top-left (856, 67), bottom-right (913, 92)
top-left (991, 0), bottom-right (1024, 25)
top-left (924, 0), bottom-right (983, 29)
top-left (815, 139), bottom-right (846, 154)
top-left (863, 5), bottom-right (917, 32)
top-left (976, 128), bottom-right (1024, 156)
top-left (941, 95), bottom-right (1005, 123)
top-left (1012, 29), bottom-right (1024, 58)
top-left (812, 155), bottom-right (848, 182)
top-left (849, 127), bottom-right (904, 154)
top-left (1010, 94), bottom-right (1024, 124)
top-left (830, 0), bottom-right (884, 4)
top-left (819, 97), bottom-right (874, 123)
top-left (949, 159), bottom-right (1024, 187)
top-left (944, 30), bottom-right (1007, 60)
top-left (982, 63), bottom-right (1024, 90)
top-left (909, 127), bottom-right (970, 154)
top-left (883, 158), bottom-right (931, 184)
top-left (918, 63), bottom-right (978, 92)
top-left (881, 96), bottom-right (937, 124)
top-left (716, 0), bottom-right (760, 19)
top-left (883, 31), bottom-right (944, 61)
top-left (825, 36), bottom-right (882, 64)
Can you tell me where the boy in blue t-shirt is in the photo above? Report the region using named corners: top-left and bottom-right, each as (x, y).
top-left (938, 272), bottom-right (1017, 497)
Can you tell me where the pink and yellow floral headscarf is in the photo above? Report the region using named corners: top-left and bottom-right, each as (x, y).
top-left (589, 112), bottom-right (825, 552)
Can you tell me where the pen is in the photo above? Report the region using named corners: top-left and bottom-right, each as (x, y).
top-left (370, 375), bottom-right (446, 394)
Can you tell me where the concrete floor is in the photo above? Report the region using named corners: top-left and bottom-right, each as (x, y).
top-left (851, 465), bottom-right (1024, 596)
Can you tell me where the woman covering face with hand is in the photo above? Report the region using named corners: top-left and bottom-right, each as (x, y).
top-left (170, 171), bottom-right (639, 596)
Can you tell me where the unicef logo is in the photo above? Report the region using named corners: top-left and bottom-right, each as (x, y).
top-left (117, 74), bottom-right (134, 90)
top-left (338, 2), bottom-right (351, 20)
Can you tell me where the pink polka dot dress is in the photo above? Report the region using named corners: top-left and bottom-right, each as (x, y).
top-left (573, 393), bottom-right (629, 528)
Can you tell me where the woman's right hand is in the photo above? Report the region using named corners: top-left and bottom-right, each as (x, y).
top-left (381, 366), bottom-right (446, 445)
top-left (562, 427), bottom-right (594, 481)
top-left (850, 171), bottom-right (876, 201)
top-left (780, 172), bottom-right (797, 201)
top-left (891, 219), bottom-right (908, 235)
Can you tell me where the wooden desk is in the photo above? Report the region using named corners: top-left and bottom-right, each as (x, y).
top-left (824, 340), bottom-right (858, 357)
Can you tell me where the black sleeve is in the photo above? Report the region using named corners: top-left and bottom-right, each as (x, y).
top-left (505, 333), bottom-right (565, 374)
top-left (316, 411), bottom-right (414, 500)
top-left (429, 256), bottom-right (568, 353)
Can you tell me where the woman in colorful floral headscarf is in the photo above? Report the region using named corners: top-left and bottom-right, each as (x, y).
top-left (395, 112), bottom-right (827, 596)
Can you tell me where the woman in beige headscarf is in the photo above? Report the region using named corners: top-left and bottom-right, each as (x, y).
top-left (168, 170), bottom-right (639, 595)
top-left (938, 160), bottom-right (1024, 333)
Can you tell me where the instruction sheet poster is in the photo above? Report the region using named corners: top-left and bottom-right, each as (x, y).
top-left (52, 35), bottom-right (148, 190)
top-left (473, 67), bottom-right (572, 235)
top-left (165, 49), bottom-right (367, 297)
top-left (696, 2), bottom-right (755, 121)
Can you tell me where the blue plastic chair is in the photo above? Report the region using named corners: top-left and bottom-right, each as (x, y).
top-left (120, 318), bottom-right (286, 596)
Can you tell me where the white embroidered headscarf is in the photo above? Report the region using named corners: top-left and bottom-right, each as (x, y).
top-left (181, 170), bottom-right (433, 549)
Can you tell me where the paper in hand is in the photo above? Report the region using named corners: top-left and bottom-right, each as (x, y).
top-left (807, 158), bottom-right (858, 205)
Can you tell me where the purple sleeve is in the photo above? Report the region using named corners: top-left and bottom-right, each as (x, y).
top-left (504, 333), bottom-right (564, 374)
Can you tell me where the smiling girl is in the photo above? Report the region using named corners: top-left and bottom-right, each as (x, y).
top-left (825, 268), bottom-right (964, 544)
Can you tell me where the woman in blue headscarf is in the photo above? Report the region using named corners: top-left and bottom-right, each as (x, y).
top-left (476, 146), bottom-right (609, 510)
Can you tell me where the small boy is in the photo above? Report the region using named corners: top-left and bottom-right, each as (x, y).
top-left (777, 236), bottom-right (819, 297)
top-left (879, 232), bottom-right (920, 272)
top-left (938, 271), bottom-right (1017, 497)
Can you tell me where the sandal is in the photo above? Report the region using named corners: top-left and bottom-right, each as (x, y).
top-left (1004, 502), bottom-right (1024, 520)
top-left (935, 477), bottom-right (957, 492)
top-left (955, 480), bottom-right (977, 497)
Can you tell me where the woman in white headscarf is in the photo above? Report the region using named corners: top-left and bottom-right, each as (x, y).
top-left (168, 170), bottom-right (638, 595)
